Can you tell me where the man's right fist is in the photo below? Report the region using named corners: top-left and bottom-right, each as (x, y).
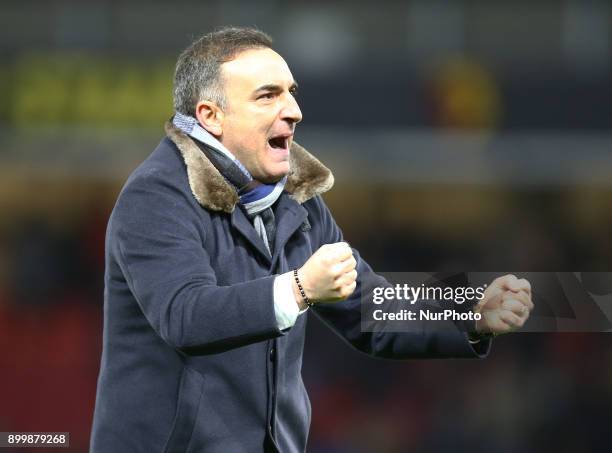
top-left (293, 242), bottom-right (358, 308)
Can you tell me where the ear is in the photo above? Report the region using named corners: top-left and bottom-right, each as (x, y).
top-left (195, 100), bottom-right (224, 137)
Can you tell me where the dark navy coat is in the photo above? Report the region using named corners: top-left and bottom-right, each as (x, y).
top-left (90, 122), bottom-right (488, 453)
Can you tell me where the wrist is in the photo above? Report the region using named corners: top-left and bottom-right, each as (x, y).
top-left (292, 269), bottom-right (313, 310)
top-left (292, 278), bottom-right (308, 310)
top-left (468, 330), bottom-right (495, 342)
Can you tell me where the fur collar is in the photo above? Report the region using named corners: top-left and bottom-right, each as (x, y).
top-left (165, 122), bottom-right (334, 213)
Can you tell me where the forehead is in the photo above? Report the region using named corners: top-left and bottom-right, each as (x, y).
top-left (221, 48), bottom-right (294, 91)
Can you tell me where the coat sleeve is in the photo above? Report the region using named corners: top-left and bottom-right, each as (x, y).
top-left (108, 173), bottom-right (283, 355)
top-left (310, 196), bottom-right (491, 359)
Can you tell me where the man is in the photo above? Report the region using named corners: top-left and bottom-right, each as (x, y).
top-left (90, 27), bottom-right (533, 452)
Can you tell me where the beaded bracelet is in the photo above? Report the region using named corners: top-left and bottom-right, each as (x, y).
top-left (293, 269), bottom-right (313, 307)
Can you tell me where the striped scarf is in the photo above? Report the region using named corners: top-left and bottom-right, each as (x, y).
top-left (172, 112), bottom-right (284, 255)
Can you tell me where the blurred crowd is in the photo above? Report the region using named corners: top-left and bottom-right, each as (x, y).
top-left (1, 1), bottom-right (611, 451)
top-left (0, 184), bottom-right (611, 452)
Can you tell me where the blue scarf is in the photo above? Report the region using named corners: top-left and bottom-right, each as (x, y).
top-left (172, 112), bottom-right (284, 255)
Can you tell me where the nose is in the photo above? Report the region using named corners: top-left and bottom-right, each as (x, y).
top-left (280, 93), bottom-right (302, 125)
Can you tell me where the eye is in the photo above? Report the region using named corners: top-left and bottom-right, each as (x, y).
top-left (257, 92), bottom-right (275, 100)
top-left (290, 87), bottom-right (298, 97)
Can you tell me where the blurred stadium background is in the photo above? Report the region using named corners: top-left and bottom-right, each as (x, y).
top-left (1, 1), bottom-right (611, 452)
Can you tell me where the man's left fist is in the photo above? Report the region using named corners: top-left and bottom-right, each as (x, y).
top-left (473, 274), bottom-right (533, 335)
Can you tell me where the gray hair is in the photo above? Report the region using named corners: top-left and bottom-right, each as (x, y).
top-left (173, 27), bottom-right (273, 115)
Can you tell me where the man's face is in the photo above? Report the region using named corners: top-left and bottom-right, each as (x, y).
top-left (217, 48), bottom-right (302, 183)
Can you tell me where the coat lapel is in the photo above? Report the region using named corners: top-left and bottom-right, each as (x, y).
top-left (271, 194), bottom-right (308, 266)
top-left (230, 205), bottom-right (273, 264)
top-left (230, 193), bottom-right (309, 269)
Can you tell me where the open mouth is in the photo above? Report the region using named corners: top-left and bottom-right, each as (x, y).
top-left (268, 135), bottom-right (290, 151)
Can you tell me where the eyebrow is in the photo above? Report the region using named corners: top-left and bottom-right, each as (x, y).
top-left (253, 81), bottom-right (299, 94)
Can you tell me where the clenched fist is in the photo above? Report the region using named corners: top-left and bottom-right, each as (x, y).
top-left (473, 274), bottom-right (533, 336)
top-left (293, 242), bottom-right (358, 309)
